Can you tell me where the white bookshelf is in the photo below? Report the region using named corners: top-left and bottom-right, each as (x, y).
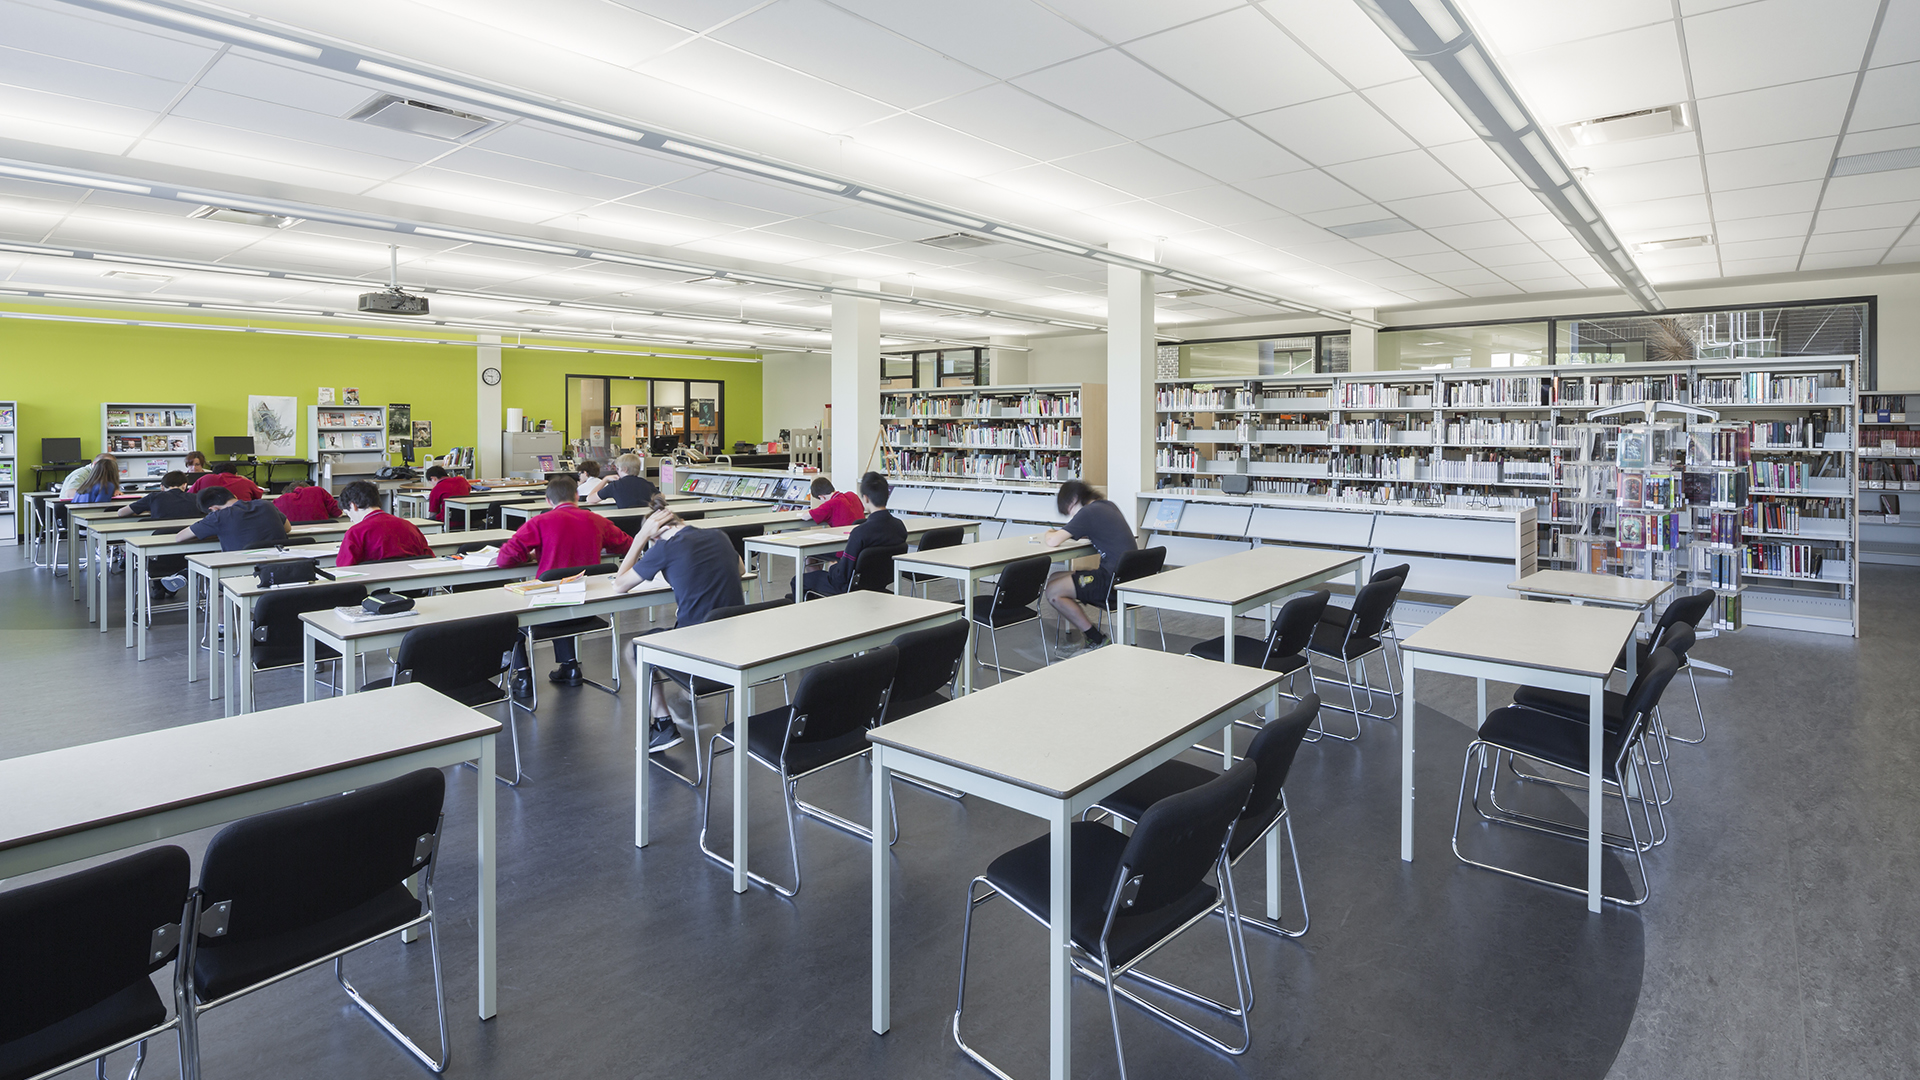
top-left (309, 404), bottom-right (388, 476)
top-left (1858, 391), bottom-right (1920, 565)
top-left (0, 401), bottom-right (16, 541)
top-left (102, 402), bottom-right (196, 484)
top-left (880, 382), bottom-right (1105, 485)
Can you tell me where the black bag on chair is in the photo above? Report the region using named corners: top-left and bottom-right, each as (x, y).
top-left (254, 558), bottom-right (334, 588)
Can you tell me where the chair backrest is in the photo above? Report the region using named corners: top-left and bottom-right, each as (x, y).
top-left (1371, 562), bottom-right (1411, 583)
top-left (151, 527), bottom-right (178, 536)
top-left (708, 597), bottom-right (794, 622)
top-left (455, 541), bottom-right (491, 555)
top-left (1347, 576), bottom-right (1404, 641)
top-left (1654, 623), bottom-right (1695, 666)
top-left (886, 619), bottom-right (970, 705)
top-left (1263, 589), bottom-right (1329, 662)
top-left (1618, 647), bottom-right (1682, 746)
top-left (1657, 589), bottom-right (1716, 635)
top-left (788, 645), bottom-right (899, 746)
top-left (0, 846), bottom-right (190, 1045)
top-left (251, 582), bottom-right (370, 647)
top-left (1228, 695), bottom-right (1319, 859)
top-left (1113, 545), bottom-right (1166, 585)
top-left (541, 562), bottom-right (618, 581)
top-left (194, 770), bottom-right (445, 983)
top-left (914, 525), bottom-right (965, 554)
top-left (990, 554), bottom-right (1052, 611)
top-left (1113, 758), bottom-right (1258, 917)
top-left (851, 543), bottom-right (908, 593)
top-left (717, 523), bottom-right (765, 558)
top-left (394, 613), bottom-right (521, 692)
top-left (275, 535), bottom-right (318, 547)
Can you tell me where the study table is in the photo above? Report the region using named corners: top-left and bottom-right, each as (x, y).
top-left (0, 683), bottom-right (503, 1020)
top-left (441, 492), bottom-right (546, 530)
top-left (497, 498), bottom-right (769, 529)
top-left (866, 645), bottom-right (1282, 1080)
top-left (1508, 570), bottom-right (1675, 611)
top-left (1399, 595), bottom-right (1642, 913)
top-left (630, 591), bottom-right (962, 894)
top-left (888, 534), bottom-right (1093, 694)
top-left (743, 516), bottom-right (982, 604)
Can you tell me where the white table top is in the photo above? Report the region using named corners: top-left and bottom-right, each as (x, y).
top-left (1400, 595), bottom-right (1641, 678)
top-left (690, 509), bottom-right (812, 531)
top-left (114, 518), bottom-right (441, 551)
top-left (0, 684), bottom-right (497, 852)
top-left (1116, 546), bottom-right (1360, 606)
top-left (1508, 570), bottom-right (1675, 606)
top-left (224, 554), bottom-right (535, 599)
top-left (891, 533), bottom-right (1091, 572)
top-left (636, 590), bottom-right (959, 671)
top-left (183, 529), bottom-right (515, 568)
top-left (746, 516), bottom-right (976, 551)
top-left (868, 645), bottom-right (1281, 799)
top-left (300, 575), bottom-right (677, 642)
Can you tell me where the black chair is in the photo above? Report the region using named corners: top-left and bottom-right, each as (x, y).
top-left (362, 614), bottom-right (529, 785)
top-left (1189, 589), bottom-right (1329, 740)
top-left (445, 542), bottom-right (499, 593)
top-left (185, 769), bottom-right (450, 1072)
top-left (900, 525), bottom-right (966, 599)
top-left (970, 553), bottom-right (1051, 681)
top-left (648, 597), bottom-right (795, 789)
top-left (1317, 561), bottom-right (1409, 666)
top-left (1623, 589), bottom-right (1716, 745)
top-left (955, 760), bottom-right (1260, 1080)
top-left (881, 619), bottom-right (972, 801)
top-left (804, 543), bottom-right (907, 598)
top-left (1094, 546), bottom-right (1169, 651)
top-left (521, 563), bottom-right (620, 707)
top-left (256, 535), bottom-right (316, 549)
top-left (1452, 649), bottom-right (1682, 907)
top-left (1094, 695), bottom-right (1321, 940)
top-left (1306, 574), bottom-right (1405, 739)
top-left (249, 582), bottom-right (369, 703)
top-left (0, 847), bottom-right (192, 1080)
top-left (699, 646), bottom-right (898, 896)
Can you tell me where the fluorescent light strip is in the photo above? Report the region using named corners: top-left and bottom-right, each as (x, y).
top-left (84, 0), bottom-right (322, 57)
top-left (988, 226), bottom-right (1091, 255)
top-left (848, 190), bottom-right (990, 231)
top-left (353, 61), bottom-right (646, 141)
top-left (93, 253), bottom-right (270, 276)
top-left (202, 304), bottom-right (325, 315)
top-left (0, 162), bottom-right (151, 194)
top-left (172, 191), bottom-right (396, 230)
top-left (44, 292), bottom-right (190, 306)
top-left (657, 141), bottom-right (848, 193)
top-left (0, 242), bottom-right (74, 257)
top-left (412, 227), bottom-right (577, 255)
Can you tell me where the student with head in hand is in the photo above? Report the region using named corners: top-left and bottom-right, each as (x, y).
top-left (176, 486), bottom-right (291, 551)
top-left (1040, 479), bottom-right (1139, 656)
top-left (273, 478), bottom-right (342, 523)
top-left (334, 480), bottom-right (432, 567)
top-left (59, 453), bottom-right (115, 499)
top-left (587, 453), bottom-right (657, 509)
top-left (423, 464), bottom-right (471, 522)
top-left (497, 474), bottom-right (634, 692)
top-left (805, 475), bottom-right (865, 527)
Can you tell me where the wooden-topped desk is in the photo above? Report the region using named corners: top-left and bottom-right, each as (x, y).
top-left (888, 534), bottom-right (1093, 694)
top-left (631, 591), bottom-right (962, 893)
top-left (1399, 595), bottom-right (1642, 913)
top-left (0, 683), bottom-right (504, 1019)
top-left (742, 516), bottom-right (982, 604)
top-left (866, 645), bottom-right (1282, 1080)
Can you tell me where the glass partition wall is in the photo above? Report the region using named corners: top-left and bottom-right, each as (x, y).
top-left (566, 375), bottom-right (726, 461)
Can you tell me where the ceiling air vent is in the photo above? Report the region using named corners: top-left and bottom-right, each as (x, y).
top-left (189, 205), bottom-right (299, 229)
top-left (1155, 287), bottom-right (1207, 298)
top-left (1563, 104), bottom-right (1692, 147)
top-left (682, 275), bottom-right (744, 288)
top-left (1327, 217), bottom-right (1418, 239)
top-left (349, 95), bottom-right (496, 140)
top-left (1632, 235), bottom-right (1713, 253)
top-left (917, 233), bottom-right (996, 251)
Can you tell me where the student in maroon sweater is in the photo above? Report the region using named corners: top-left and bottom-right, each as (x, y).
top-left (273, 479), bottom-right (342, 523)
top-left (424, 465), bottom-right (472, 521)
top-left (498, 475), bottom-right (633, 689)
top-left (188, 461), bottom-right (264, 501)
top-left (335, 481), bottom-right (432, 567)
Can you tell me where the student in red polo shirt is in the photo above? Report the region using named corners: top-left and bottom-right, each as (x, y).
top-left (498, 475), bottom-right (633, 689)
top-left (424, 465), bottom-right (471, 522)
top-left (806, 476), bottom-right (865, 527)
top-left (273, 479), bottom-right (342, 523)
top-left (335, 480), bottom-right (433, 567)
top-left (188, 461), bottom-right (264, 501)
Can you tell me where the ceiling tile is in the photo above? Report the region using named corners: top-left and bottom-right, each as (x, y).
top-left (1385, 189), bottom-right (1501, 229)
top-left (635, 37), bottom-right (895, 133)
top-left (1720, 255), bottom-right (1803, 276)
top-left (1425, 266), bottom-right (1506, 286)
top-left (1492, 259), bottom-right (1569, 277)
top-left (1354, 231), bottom-right (1451, 257)
top-left (1716, 212), bottom-right (1815, 241)
top-left (981, 163), bottom-right (1131, 211)
top-left (1719, 236), bottom-right (1807, 259)
top-left (1396, 251), bottom-right (1481, 274)
top-left (1822, 169), bottom-right (1920, 208)
top-left (1815, 201), bottom-right (1920, 232)
top-left (1143, 121), bottom-right (1308, 182)
top-left (0, 42), bottom-right (188, 112)
top-left (1081, 199), bottom-right (1210, 236)
top-left (1125, 8), bottom-right (1346, 116)
top-left (1257, 0), bottom-right (1417, 88)
top-left (476, 125), bottom-right (704, 188)
top-left (1245, 93), bottom-right (1417, 166)
top-left (1477, 182), bottom-right (1553, 218)
top-left (827, 0), bottom-right (1104, 78)
top-left (1460, 0), bottom-right (1673, 53)
top-left (1360, 77), bottom-right (1479, 148)
top-left (1228, 215), bottom-right (1340, 248)
top-left (1565, 130), bottom-right (1700, 172)
top-left (1501, 22), bottom-right (1689, 126)
top-left (917, 83), bottom-right (1127, 160)
top-left (712, 0), bottom-right (995, 111)
top-left (143, 115), bottom-right (413, 182)
top-left (1052, 142), bottom-right (1213, 198)
top-left (1803, 226), bottom-right (1905, 253)
top-left (1326, 150), bottom-right (1464, 202)
top-left (846, 113), bottom-right (1035, 178)
top-left (1712, 180), bottom-right (1825, 218)
top-left (431, 147), bottom-right (647, 201)
top-left (1430, 219), bottom-right (1530, 249)
top-left (0, 110), bottom-right (138, 155)
top-left (1695, 74), bottom-right (1857, 152)
top-left (1427, 139), bottom-right (1522, 187)
top-left (1586, 156), bottom-right (1706, 205)
top-left (415, 0), bottom-right (691, 66)
top-left (1802, 249), bottom-right (1890, 270)
top-left (1397, 286), bottom-right (1468, 302)
top-left (1684, 0), bottom-right (1881, 98)
top-left (1156, 184), bottom-right (1295, 227)
top-left (1235, 169), bottom-right (1370, 214)
top-left (1012, 49), bottom-right (1226, 141)
top-left (1870, 0), bottom-right (1920, 67)
top-left (1298, 203), bottom-right (1392, 227)
top-left (663, 169), bottom-right (847, 218)
top-left (1604, 192), bottom-right (1712, 233)
top-left (3, 1), bottom-right (216, 80)
top-left (167, 86), bottom-right (475, 161)
top-left (1840, 122), bottom-right (1920, 157)
top-left (1704, 138), bottom-right (1838, 190)
top-left (1849, 61), bottom-right (1920, 133)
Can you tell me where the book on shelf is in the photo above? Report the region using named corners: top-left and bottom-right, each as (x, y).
top-left (145, 461), bottom-right (166, 477)
top-left (0, 406), bottom-right (14, 428)
top-left (143, 434), bottom-right (169, 452)
top-left (1146, 498), bottom-right (1184, 530)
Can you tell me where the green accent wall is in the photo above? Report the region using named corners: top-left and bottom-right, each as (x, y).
top-left (0, 304), bottom-right (763, 479)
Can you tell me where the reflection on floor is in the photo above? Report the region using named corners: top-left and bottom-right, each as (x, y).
top-left (2, 547), bottom-right (1913, 1080)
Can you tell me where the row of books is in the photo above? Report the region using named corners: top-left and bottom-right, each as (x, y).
top-left (1742, 542), bottom-right (1830, 578)
top-left (1441, 376), bottom-right (1550, 406)
top-left (885, 449), bottom-right (1081, 482)
top-left (1860, 459), bottom-right (1920, 488)
top-left (1695, 372), bottom-right (1840, 405)
top-left (1442, 419), bottom-right (1568, 447)
top-left (1705, 508), bottom-right (1742, 546)
top-left (1553, 374), bottom-right (1688, 405)
top-left (1334, 454), bottom-right (1429, 480)
top-left (106, 408), bottom-right (192, 429)
top-left (1743, 500), bottom-right (1844, 534)
top-left (1863, 429), bottom-right (1920, 449)
top-left (319, 432), bottom-right (382, 450)
top-left (677, 475), bottom-right (812, 501)
top-left (1338, 384), bottom-right (1422, 408)
top-left (317, 410), bottom-right (381, 428)
top-left (1694, 549), bottom-right (1742, 589)
top-left (883, 393), bottom-right (1079, 419)
top-left (111, 434), bottom-right (192, 453)
top-left (1862, 394), bottom-right (1909, 422)
top-left (1618, 511), bottom-right (1684, 551)
top-left (1155, 387), bottom-right (1260, 411)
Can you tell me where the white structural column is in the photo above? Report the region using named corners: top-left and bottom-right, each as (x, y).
top-left (1348, 308), bottom-right (1378, 373)
top-left (989, 335), bottom-right (1029, 385)
top-left (477, 334), bottom-right (503, 476)
top-left (1106, 238), bottom-right (1157, 514)
top-left (831, 280), bottom-right (881, 486)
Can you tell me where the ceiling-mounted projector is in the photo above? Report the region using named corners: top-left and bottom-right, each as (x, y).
top-left (359, 243), bottom-right (429, 315)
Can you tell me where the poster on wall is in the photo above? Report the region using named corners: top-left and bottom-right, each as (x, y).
top-left (318, 387), bottom-right (335, 405)
top-left (413, 421), bottom-right (432, 447)
top-left (343, 387), bottom-right (360, 405)
top-left (388, 403), bottom-right (411, 438)
top-left (247, 395), bottom-right (298, 457)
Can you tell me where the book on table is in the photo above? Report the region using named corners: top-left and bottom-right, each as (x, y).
top-left (503, 571), bottom-right (586, 595)
top-left (329, 605), bottom-right (418, 623)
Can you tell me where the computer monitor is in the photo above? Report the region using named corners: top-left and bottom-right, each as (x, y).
top-left (649, 434), bottom-right (679, 456)
top-left (41, 437), bottom-right (81, 463)
top-left (213, 436), bottom-right (255, 457)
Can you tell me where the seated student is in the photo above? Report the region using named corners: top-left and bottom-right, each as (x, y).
top-left (575, 458), bottom-right (609, 503)
top-left (587, 453), bottom-right (657, 508)
top-left (188, 461), bottom-right (264, 501)
top-left (805, 476), bottom-right (866, 527)
top-left (424, 465), bottom-right (472, 520)
top-left (497, 475), bottom-right (634, 690)
top-left (177, 487), bottom-right (291, 551)
top-left (335, 480), bottom-right (432, 567)
top-left (69, 457), bottom-right (121, 503)
top-left (118, 471), bottom-right (199, 519)
top-left (1041, 479), bottom-right (1140, 655)
top-left (613, 495), bottom-right (747, 750)
top-left (274, 479), bottom-right (342, 523)
top-left (58, 453), bottom-right (114, 498)
top-left (182, 450), bottom-right (210, 477)
top-left (796, 471), bottom-right (904, 598)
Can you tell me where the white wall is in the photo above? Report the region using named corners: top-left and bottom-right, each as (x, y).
top-left (761, 351), bottom-right (831, 437)
top-left (1025, 332), bottom-right (1108, 385)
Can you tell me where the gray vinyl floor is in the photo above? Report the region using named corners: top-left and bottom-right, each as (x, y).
top-left (2, 541), bottom-right (1915, 1080)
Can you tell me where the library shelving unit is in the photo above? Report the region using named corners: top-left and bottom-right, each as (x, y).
top-left (102, 402), bottom-right (196, 484)
top-left (309, 404), bottom-right (388, 477)
top-left (0, 401), bottom-right (16, 541)
top-left (880, 383), bottom-right (1105, 485)
top-left (670, 466), bottom-right (813, 505)
top-left (1858, 391), bottom-right (1920, 565)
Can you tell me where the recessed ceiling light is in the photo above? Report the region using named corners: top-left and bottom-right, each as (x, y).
top-left (1562, 104), bottom-right (1692, 146)
top-left (917, 233), bottom-right (997, 251)
top-left (349, 94), bottom-right (496, 140)
top-left (104, 270), bottom-right (174, 283)
top-left (682, 275), bottom-right (744, 288)
top-left (1633, 235), bottom-right (1713, 252)
top-left (1155, 287), bottom-right (1207, 298)
top-left (189, 205), bottom-right (300, 229)
top-left (1327, 218), bottom-right (1420, 239)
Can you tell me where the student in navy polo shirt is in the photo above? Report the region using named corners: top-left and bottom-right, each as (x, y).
top-left (118, 471), bottom-right (199, 520)
top-left (498, 475), bottom-right (633, 691)
top-left (176, 487), bottom-right (290, 551)
top-left (795, 471), bottom-right (903, 598)
top-left (335, 480), bottom-right (433, 567)
top-left (1041, 479), bottom-right (1140, 655)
